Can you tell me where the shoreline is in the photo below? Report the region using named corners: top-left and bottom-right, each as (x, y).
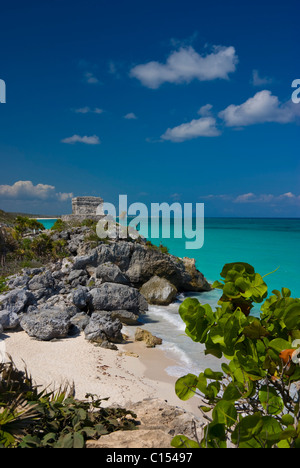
top-left (3, 329), bottom-right (202, 418)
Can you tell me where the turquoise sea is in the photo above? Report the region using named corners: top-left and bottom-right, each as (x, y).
top-left (148, 217), bottom-right (300, 299)
top-left (138, 217), bottom-right (300, 377)
top-left (36, 219), bottom-right (57, 230)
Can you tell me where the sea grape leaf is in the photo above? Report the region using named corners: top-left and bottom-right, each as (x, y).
top-left (203, 368), bottom-right (223, 381)
top-left (259, 386), bottom-right (284, 415)
top-left (220, 263), bottom-right (255, 279)
top-left (283, 303), bottom-right (300, 329)
top-left (171, 435), bottom-right (199, 448)
top-left (268, 338), bottom-right (291, 354)
top-left (212, 400), bottom-right (237, 427)
top-left (231, 413), bottom-right (264, 444)
top-left (243, 319), bottom-right (269, 339)
top-left (179, 299), bottom-right (213, 343)
top-left (175, 374), bottom-right (198, 401)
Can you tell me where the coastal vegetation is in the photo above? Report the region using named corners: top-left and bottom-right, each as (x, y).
top-left (173, 262), bottom-right (300, 448)
top-left (0, 214), bottom-right (94, 277)
top-left (0, 359), bottom-right (138, 448)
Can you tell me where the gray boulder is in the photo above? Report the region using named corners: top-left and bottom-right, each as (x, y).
top-left (72, 249), bottom-right (98, 270)
top-left (95, 262), bottom-right (129, 285)
top-left (84, 312), bottom-right (123, 344)
top-left (89, 283), bottom-right (148, 314)
top-left (0, 289), bottom-right (35, 314)
top-left (96, 242), bottom-right (133, 271)
top-left (20, 308), bottom-right (71, 341)
top-left (140, 276), bottom-right (178, 305)
top-left (126, 243), bottom-right (211, 292)
top-left (110, 310), bottom-right (140, 325)
top-left (0, 310), bottom-right (20, 330)
top-left (28, 271), bottom-right (55, 291)
top-left (66, 269), bottom-right (89, 287)
top-left (72, 287), bottom-right (91, 311)
top-left (69, 312), bottom-right (90, 335)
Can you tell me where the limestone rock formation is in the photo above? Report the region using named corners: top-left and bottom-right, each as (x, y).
top-left (86, 398), bottom-right (202, 448)
top-left (134, 327), bottom-right (163, 348)
top-left (140, 276), bottom-right (178, 305)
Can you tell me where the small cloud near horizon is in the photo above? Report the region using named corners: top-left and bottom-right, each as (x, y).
top-left (202, 192), bottom-right (300, 206)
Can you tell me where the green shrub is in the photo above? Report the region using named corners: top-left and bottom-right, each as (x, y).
top-left (50, 219), bottom-right (67, 232)
top-left (15, 217), bottom-right (45, 235)
top-left (0, 276), bottom-right (8, 294)
top-left (173, 262), bottom-right (300, 449)
top-left (145, 240), bottom-right (169, 254)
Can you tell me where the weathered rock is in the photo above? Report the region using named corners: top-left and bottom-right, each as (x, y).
top-left (86, 398), bottom-right (203, 449)
top-left (66, 269), bottom-right (89, 287)
top-left (89, 283), bottom-right (148, 314)
top-left (6, 274), bottom-right (30, 290)
top-left (110, 310), bottom-right (140, 325)
top-left (72, 249), bottom-right (98, 270)
top-left (134, 327), bottom-right (162, 348)
top-left (0, 310), bottom-right (20, 330)
top-left (96, 242), bottom-right (133, 271)
top-left (72, 287), bottom-right (91, 311)
top-left (28, 271), bottom-right (55, 291)
top-left (0, 289), bottom-right (35, 314)
top-left (95, 262), bottom-right (129, 285)
top-left (140, 276), bottom-right (178, 305)
top-left (69, 312), bottom-right (90, 335)
top-left (87, 428), bottom-right (172, 449)
top-left (126, 243), bottom-right (211, 292)
top-left (84, 312), bottom-right (123, 344)
top-left (20, 308), bottom-right (71, 341)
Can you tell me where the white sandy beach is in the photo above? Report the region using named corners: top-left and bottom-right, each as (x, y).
top-left (3, 329), bottom-right (201, 417)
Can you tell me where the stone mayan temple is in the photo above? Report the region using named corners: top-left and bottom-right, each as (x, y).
top-left (62, 196), bottom-right (104, 222)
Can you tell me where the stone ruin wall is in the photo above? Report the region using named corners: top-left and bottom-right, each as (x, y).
top-left (62, 196), bottom-right (104, 222)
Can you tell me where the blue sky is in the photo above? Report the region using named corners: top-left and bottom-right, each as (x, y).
top-left (0, 0), bottom-right (299, 216)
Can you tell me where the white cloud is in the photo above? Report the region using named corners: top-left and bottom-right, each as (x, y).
top-left (130, 45), bottom-right (238, 89)
top-left (202, 192), bottom-right (300, 205)
top-left (197, 104), bottom-right (213, 116)
top-left (124, 112), bottom-right (138, 120)
top-left (219, 90), bottom-right (300, 127)
top-left (61, 134), bottom-right (101, 145)
top-left (0, 181), bottom-right (73, 202)
top-left (74, 107), bottom-right (104, 114)
top-left (84, 72), bottom-right (100, 84)
top-left (234, 193), bottom-right (256, 203)
top-left (161, 117), bottom-right (221, 142)
top-left (234, 192), bottom-right (300, 204)
top-left (251, 70), bottom-right (274, 87)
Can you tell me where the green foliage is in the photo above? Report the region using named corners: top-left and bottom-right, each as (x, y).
top-left (145, 240), bottom-right (169, 255)
top-left (172, 262), bottom-right (300, 449)
top-left (0, 360), bottom-right (138, 448)
top-left (0, 276), bottom-right (8, 293)
top-left (15, 217), bottom-right (45, 235)
top-left (50, 219), bottom-right (67, 232)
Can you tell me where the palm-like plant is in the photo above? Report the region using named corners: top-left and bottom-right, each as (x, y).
top-left (0, 359), bottom-right (40, 447)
